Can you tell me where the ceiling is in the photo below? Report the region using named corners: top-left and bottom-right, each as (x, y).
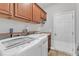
top-left (38, 3), bottom-right (56, 9)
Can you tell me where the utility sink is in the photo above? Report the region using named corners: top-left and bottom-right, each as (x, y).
top-left (2, 37), bottom-right (36, 50)
top-left (0, 33), bottom-right (47, 50)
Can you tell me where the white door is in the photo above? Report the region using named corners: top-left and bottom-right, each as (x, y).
top-left (53, 11), bottom-right (75, 55)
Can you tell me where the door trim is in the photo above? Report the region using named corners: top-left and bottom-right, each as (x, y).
top-left (52, 10), bottom-right (76, 55)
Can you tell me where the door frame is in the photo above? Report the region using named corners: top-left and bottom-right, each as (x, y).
top-left (52, 10), bottom-right (76, 55)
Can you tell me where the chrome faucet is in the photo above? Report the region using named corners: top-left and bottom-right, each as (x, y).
top-left (9, 28), bottom-right (13, 37)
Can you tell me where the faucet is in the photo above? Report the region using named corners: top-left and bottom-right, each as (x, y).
top-left (9, 28), bottom-right (13, 37)
top-left (22, 26), bottom-right (29, 36)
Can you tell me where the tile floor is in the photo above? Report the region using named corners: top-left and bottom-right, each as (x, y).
top-left (48, 49), bottom-right (71, 56)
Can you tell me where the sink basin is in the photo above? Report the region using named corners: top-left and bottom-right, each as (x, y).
top-left (0, 33), bottom-right (47, 50)
top-left (2, 37), bottom-right (36, 50)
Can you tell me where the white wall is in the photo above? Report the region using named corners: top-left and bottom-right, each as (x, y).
top-left (0, 18), bottom-right (41, 33)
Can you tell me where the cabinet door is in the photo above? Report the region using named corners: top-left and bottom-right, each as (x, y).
top-left (33, 4), bottom-right (41, 23)
top-left (0, 3), bottom-right (12, 15)
top-left (42, 39), bottom-right (48, 56)
top-left (15, 3), bottom-right (32, 21)
top-left (18, 42), bottom-right (42, 56)
top-left (40, 10), bottom-right (46, 20)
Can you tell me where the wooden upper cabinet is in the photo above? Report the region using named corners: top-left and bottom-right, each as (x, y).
top-left (40, 9), bottom-right (47, 20)
top-left (33, 4), bottom-right (42, 23)
top-left (0, 3), bottom-right (46, 23)
top-left (14, 3), bottom-right (32, 21)
top-left (33, 4), bottom-right (47, 23)
top-left (0, 3), bottom-right (13, 15)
